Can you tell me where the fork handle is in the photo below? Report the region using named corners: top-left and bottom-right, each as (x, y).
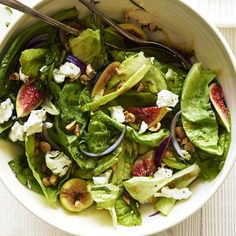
top-left (0, 0), bottom-right (80, 36)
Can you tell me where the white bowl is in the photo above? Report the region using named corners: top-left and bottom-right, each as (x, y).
top-left (0, 0), bottom-right (236, 235)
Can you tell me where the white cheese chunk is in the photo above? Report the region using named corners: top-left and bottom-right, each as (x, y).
top-left (154, 167), bottom-right (173, 180)
top-left (139, 121), bottom-right (148, 134)
top-left (19, 67), bottom-right (29, 82)
top-left (9, 121), bottom-right (24, 142)
top-left (109, 106), bottom-right (125, 123)
top-left (24, 109), bottom-right (46, 136)
top-left (53, 68), bottom-right (66, 84)
top-left (45, 151), bottom-right (72, 177)
top-left (59, 62), bottom-right (81, 80)
top-left (93, 170), bottom-right (112, 185)
top-left (156, 90), bottom-right (179, 108)
top-left (154, 186), bottom-right (192, 200)
top-left (0, 98), bottom-right (14, 124)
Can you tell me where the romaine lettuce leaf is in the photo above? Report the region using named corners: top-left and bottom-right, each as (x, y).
top-left (112, 141), bottom-right (136, 187)
top-left (141, 64), bottom-right (167, 93)
top-left (25, 135), bottom-right (58, 203)
top-left (89, 183), bottom-right (120, 227)
top-left (19, 48), bottom-right (48, 77)
top-left (181, 63), bottom-right (223, 155)
top-left (95, 110), bottom-right (169, 147)
top-left (81, 52), bottom-right (152, 112)
top-left (69, 29), bottom-right (101, 65)
top-left (9, 156), bottom-right (43, 194)
top-left (155, 197), bottom-right (176, 216)
top-left (115, 197), bottom-right (142, 226)
top-left (124, 163), bottom-right (200, 203)
top-left (94, 145), bottom-right (123, 176)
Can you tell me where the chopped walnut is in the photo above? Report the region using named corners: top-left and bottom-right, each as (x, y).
top-left (184, 142), bottom-right (196, 153)
top-left (86, 64), bottom-right (96, 78)
top-left (42, 177), bottom-right (51, 187)
top-left (175, 126), bottom-right (186, 139)
top-left (40, 141), bottom-right (51, 153)
top-left (124, 111), bottom-right (136, 123)
top-left (9, 72), bottom-right (20, 81)
top-left (49, 174), bottom-right (58, 186)
top-left (65, 120), bottom-right (77, 132)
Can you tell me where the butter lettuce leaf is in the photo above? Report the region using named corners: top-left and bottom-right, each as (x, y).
top-left (181, 63), bottom-right (223, 155)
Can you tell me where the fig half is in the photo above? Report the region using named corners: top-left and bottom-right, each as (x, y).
top-left (16, 82), bottom-right (43, 117)
top-left (60, 178), bottom-right (93, 212)
top-left (132, 150), bottom-right (156, 177)
top-left (126, 106), bottom-right (171, 128)
top-left (209, 82), bottom-right (230, 132)
top-left (91, 61), bottom-right (120, 98)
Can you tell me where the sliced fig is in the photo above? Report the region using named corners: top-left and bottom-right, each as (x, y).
top-left (91, 61), bottom-right (120, 98)
top-left (126, 106), bottom-right (171, 127)
top-left (16, 82), bottom-right (43, 118)
top-left (118, 23), bottom-right (148, 41)
top-left (132, 150), bottom-right (156, 176)
top-left (209, 82), bottom-right (230, 132)
top-left (60, 178), bottom-right (93, 213)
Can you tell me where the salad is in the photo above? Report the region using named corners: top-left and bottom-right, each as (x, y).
top-left (0, 7), bottom-right (230, 227)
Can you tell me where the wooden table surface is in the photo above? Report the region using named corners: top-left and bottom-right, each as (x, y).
top-left (0, 1), bottom-right (236, 235)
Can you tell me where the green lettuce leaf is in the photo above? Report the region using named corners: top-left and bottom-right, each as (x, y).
top-left (25, 135), bottom-right (58, 203)
top-left (124, 163), bottom-right (200, 203)
top-left (69, 28), bottom-right (101, 65)
top-left (195, 128), bottom-right (230, 180)
top-left (89, 183), bottom-right (120, 226)
top-left (19, 48), bottom-right (48, 77)
top-left (155, 197), bottom-right (176, 216)
top-left (95, 110), bottom-right (169, 147)
top-left (181, 63), bottom-right (223, 155)
top-left (141, 64), bottom-right (167, 93)
top-left (112, 141), bottom-right (136, 187)
top-left (81, 52), bottom-right (151, 112)
top-left (9, 156), bottom-right (43, 194)
top-left (115, 197), bottom-right (142, 226)
top-left (94, 145), bottom-right (123, 176)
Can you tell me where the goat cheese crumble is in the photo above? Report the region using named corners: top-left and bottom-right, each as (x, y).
top-left (156, 90), bottom-right (179, 108)
top-left (9, 121), bottom-right (24, 142)
top-left (154, 186), bottom-right (192, 200)
top-left (93, 170), bottom-right (112, 185)
top-left (24, 109), bottom-right (46, 136)
top-left (53, 62), bottom-right (81, 83)
top-left (109, 106), bottom-right (125, 123)
top-left (154, 167), bottom-right (173, 180)
top-left (0, 98), bottom-right (14, 124)
top-left (139, 121), bottom-right (148, 134)
top-left (45, 151), bottom-right (72, 177)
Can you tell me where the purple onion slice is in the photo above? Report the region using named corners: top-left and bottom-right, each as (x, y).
top-left (149, 211), bottom-right (160, 217)
top-left (79, 125), bottom-right (126, 157)
top-left (65, 54), bottom-right (86, 74)
top-left (171, 111), bottom-right (185, 160)
top-left (25, 33), bottom-right (49, 49)
top-left (154, 135), bottom-right (172, 167)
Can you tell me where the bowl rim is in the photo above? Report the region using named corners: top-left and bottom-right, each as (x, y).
top-left (0, 0), bottom-right (236, 235)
